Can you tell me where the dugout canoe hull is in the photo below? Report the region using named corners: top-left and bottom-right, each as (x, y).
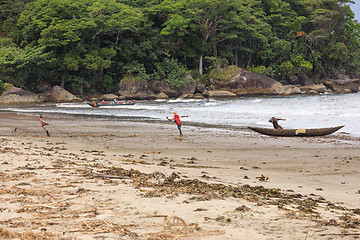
top-left (248, 125), bottom-right (344, 137)
top-left (88, 101), bottom-right (135, 107)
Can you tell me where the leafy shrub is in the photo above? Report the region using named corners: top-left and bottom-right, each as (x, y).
top-left (152, 58), bottom-right (188, 87)
top-left (65, 75), bottom-right (89, 93)
top-left (99, 74), bottom-right (117, 93)
top-left (208, 65), bottom-right (240, 81)
top-left (0, 80), bottom-right (13, 95)
top-left (247, 65), bottom-right (275, 77)
top-left (279, 61), bottom-right (296, 79)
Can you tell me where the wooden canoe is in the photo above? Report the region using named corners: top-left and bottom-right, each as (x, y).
top-left (248, 125), bottom-right (344, 137)
top-left (88, 101), bottom-right (135, 107)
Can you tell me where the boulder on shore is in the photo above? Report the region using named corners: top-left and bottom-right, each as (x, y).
top-left (148, 76), bottom-right (197, 98)
top-left (0, 87), bottom-right (41, 105)
top-left (118, 79), bottom-right (156, 100)
top-left (282, 85), bottom-right (302, 95)
top-left (203, 90), bottom-right (237, 98)
top-left (100, 93), bottom-right (119, 101)
top-left (149, 81), bottom-right (179, 98)
top-left (156, 92), bottom-right (169, 99)
top-left (209, 66), bottom-right (284, 96)
top-left (50, 86), bottom-right (80, 102)
top-left (322, 78), bottom-right (360, 93)
top-left (299, 84), bottom-right (327, 94)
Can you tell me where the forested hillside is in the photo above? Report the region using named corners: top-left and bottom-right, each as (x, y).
top-left (0, 0), bottom-right (359, 94)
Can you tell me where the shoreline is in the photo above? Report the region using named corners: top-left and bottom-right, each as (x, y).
top-left (0, 112), bottom-right (359, 239)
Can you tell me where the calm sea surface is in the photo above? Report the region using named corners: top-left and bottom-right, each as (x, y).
top-left (1, 93), bottom-right (359, 137)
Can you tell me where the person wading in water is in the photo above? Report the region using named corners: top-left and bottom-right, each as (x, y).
top-left (166, 112), bottom-right (188, 137)
top-left (38, 115), bottom-right (50, 136)
top-left (268, 117), bottom-right (286, 129)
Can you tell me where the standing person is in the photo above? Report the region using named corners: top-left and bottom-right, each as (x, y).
top-left (166, 112), bottom-right (188, 137)
top-left (38, 115), bottom-right (50, 136)
top-left (268, 116), bottom-right (286, 129)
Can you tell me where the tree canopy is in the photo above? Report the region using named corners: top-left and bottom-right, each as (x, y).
top-left (0, 0), bottom-right (359, 93)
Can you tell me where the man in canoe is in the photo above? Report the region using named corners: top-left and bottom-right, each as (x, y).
top-left (166, 112), bottom-right (188, 137)
top-left (38, 115), bottom-right (50, 136)
top-left (269, 116), bottom-right (286, 129)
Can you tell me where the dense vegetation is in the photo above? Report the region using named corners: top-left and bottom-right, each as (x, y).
top-left (0, 0), bottom-right (359, 94)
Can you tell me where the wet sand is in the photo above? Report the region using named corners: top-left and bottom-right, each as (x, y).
top-left (0, 112), bottom-right (359, 239)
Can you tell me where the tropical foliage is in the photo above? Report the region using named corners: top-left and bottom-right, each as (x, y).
top-left (0, 0), bottom-right (359, 93)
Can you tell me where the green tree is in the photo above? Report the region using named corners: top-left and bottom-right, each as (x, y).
top-left (16, 0), bottom-right (142, 90)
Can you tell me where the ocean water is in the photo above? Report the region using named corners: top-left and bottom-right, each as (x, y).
top-left (1, 93), bottom-right (359, 137)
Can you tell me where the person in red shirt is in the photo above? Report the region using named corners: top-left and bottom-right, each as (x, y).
top-left (166, 112), bottom-right (188, 137)
top-left (38, 115), bottom-right (50, 136)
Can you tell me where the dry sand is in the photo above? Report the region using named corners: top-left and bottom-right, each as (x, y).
top-left (0, 112), bottom-right (359, 239)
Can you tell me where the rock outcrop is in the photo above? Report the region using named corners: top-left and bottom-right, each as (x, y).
top-left (322, 78), bottom-right (360, 93)
top-left (100, 93), bottom-right (119, 100)
top-left (118, 79), bottom-right (156, 100)
top-left (209, 66), bottom-right (284, 96)
top-left (50, 86), bottom-right (80, 102)
top-left (203, 90), bottom-right (237, 98)
top-left (0, 87), bottom-right (41, 105)
top-left (119, 76), bottom-right (198, 99)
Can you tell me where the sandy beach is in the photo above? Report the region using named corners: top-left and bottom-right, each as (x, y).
top-left (0, 112), bottom-right (359, 239)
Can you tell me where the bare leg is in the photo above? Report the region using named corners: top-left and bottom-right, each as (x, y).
top-left (42, 126), bottom-right (50, 136)
top-left (178, 126), bottom-right (183, 137)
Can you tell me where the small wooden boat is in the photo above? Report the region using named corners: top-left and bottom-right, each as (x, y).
top-left (88, 100), bottom-right (135, 107)
top-left (248, 125), bottom-right (344, 137)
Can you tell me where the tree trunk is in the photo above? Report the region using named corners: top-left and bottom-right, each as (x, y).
top-left (60, 74), bottom-right (65, 88)
top-left (235, 51), bottom-right (238, 66)
top-left (212, 40), bottom-right (217, 57)
top-left (199, 55), bottom-right (203, 75)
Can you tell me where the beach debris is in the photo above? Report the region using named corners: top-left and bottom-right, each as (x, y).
top-left (194, 208), bottom-right (208, 211)
top-left (146, 214), bottom-right (168, 218)
top-left (256, 174), bottom-right (268, 182)
top-left (92, 174), bottom-right (131, 179)
top-left (119, 134), bottom-right (137, 138)
top-left (235, 205), bottom-right (251, 212)
top-left (174, 137), bottom-right (184, 140)
top-left (0, 227), bottom-right (58, 239)
top-left (144, 151), bottom-right (161, 154)
top-left (164, 216), bottom-right (187, 235)
top-left (151, 171), bottom-right (167, 180)
top-left (13, 128), bottom-right (17, 132)
top-left (16, 196), bottom-right (78, 213)
top-left (82, 220), bottom-right (130, 235)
